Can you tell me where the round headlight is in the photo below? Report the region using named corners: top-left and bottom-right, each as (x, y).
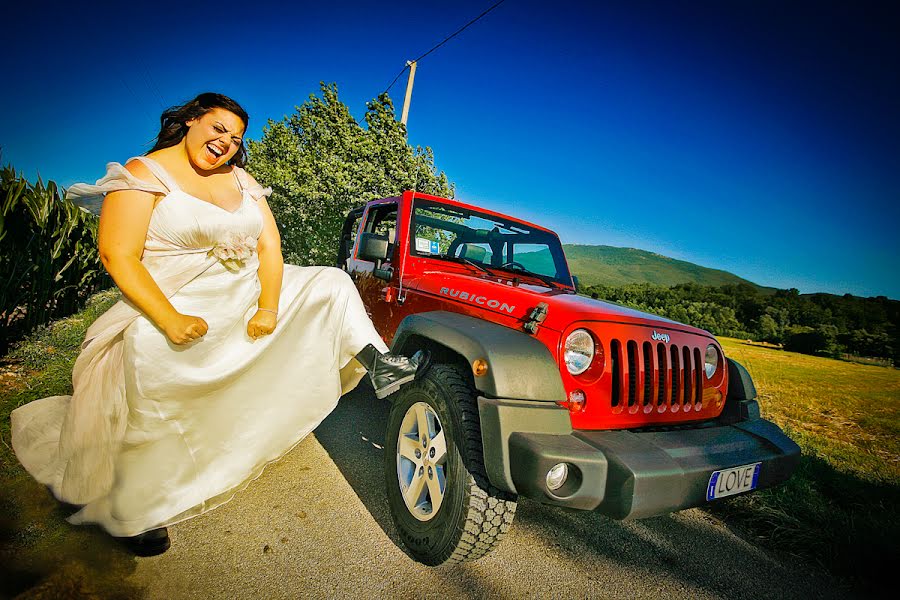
top-left (565, 329), bottom-right (594, 375)
top-left (704, 344), bottom-right (719, 379)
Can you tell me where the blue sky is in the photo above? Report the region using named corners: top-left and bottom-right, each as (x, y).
top-left (3, 0), bottom-right (898, 298)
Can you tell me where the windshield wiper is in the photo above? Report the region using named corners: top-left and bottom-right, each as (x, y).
top-left (436, 254), bottom-right (568, 288)
top-left (494, 265), bottom-right (566, 288)
top-left (437, 254), bottom-right (491, 274)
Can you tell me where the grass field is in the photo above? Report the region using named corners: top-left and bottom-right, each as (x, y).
top-left (0, 298), bottom-right (897, 596)
top-left (713, 337), bottom-right (899, 593)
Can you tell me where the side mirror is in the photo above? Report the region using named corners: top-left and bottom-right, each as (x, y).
top-left (358, 232), bottom-right (389, 264)
top-left (358, 232), bottom-right (393, 281)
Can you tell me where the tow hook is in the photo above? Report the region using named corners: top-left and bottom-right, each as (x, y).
top-left (523, 302), bottom-right (549, 334)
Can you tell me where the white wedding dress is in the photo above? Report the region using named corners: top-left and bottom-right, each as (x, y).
top-left (10, 157), bottom-right (388, 536)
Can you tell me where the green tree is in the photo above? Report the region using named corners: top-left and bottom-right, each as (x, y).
top-left (783, 324), bottom-right (841, 357)
top-left (756, 313), bottom-right (780, 343)
top-left (246, 82), bottom-right (454, 266)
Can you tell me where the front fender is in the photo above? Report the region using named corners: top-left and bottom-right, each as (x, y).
top-left (719, 358), bottom-right (761, 424)
top-left (391, 311), bottom-right (566, 402)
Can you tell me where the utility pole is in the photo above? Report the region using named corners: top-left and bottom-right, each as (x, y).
top-left (400, 60), bottom-right (417, 127)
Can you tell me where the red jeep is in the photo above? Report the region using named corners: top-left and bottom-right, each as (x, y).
top-left (337, 191), bottom-right (800, 566)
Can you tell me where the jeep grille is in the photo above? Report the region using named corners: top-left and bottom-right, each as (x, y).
top-left (608, 339), bottom-right (705, 413)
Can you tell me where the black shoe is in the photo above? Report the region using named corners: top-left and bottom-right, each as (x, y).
top-left (116, 527), bottom-right (170, 557)
top-left (366, 349), bottom-right (431, 400)
top-left (46, 486), bottom-right (83, 516)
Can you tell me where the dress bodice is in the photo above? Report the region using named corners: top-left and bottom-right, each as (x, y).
top-left (144, 189), bottom-right (264, 254)
top-left (66, 156), bottom-right (270, 258)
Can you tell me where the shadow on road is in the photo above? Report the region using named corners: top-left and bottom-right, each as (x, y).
top-left (0, 473), bottom-right (143, 598)
top-left (514, 501), bottom-right (849, 600)
top-left (315, 383), bottom-right (403, 548)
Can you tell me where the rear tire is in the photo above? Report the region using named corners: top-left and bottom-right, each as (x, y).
top-left (384, 364), bottom-right (518, 565)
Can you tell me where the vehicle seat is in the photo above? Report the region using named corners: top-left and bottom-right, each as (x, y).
top-left (458, 243), bottom-right (487, 263)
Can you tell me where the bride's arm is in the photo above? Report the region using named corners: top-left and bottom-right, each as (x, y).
top-left (248, 196), bottom-right (283, 339)
top-left (98, 160), bottom-right (208, 345)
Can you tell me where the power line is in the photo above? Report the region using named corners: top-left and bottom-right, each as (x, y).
top-left (412, 0), bottom-right (506, 64)
top-left (382, 66), bottom-right (410, 97)
top-left (381, 0), bottom-right (507, 96)
top-left (361, 0), bottom-right (507, 125)
top-left (137, 56), bottom-right (166, 109)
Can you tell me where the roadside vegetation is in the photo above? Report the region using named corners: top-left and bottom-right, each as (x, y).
top-left (710, 337), bottom-right (898, 593)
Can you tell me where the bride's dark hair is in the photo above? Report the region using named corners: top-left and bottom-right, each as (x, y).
top-left (149, 92), bottom-right (250, 167)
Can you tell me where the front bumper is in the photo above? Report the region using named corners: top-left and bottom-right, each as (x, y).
top-left (478, 397), bottom-right (801, 520)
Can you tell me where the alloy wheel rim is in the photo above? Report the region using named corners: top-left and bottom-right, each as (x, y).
top-left (396, 401), bottom-right (448, 521)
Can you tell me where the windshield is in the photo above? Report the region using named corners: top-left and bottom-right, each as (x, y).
top-left (411, 199), bottom-right (572, 286)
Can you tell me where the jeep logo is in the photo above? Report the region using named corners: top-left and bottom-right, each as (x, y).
top-left (651, 330), bottom-right (670, 343)
top-left (439, 287), bottom-right (515, 313)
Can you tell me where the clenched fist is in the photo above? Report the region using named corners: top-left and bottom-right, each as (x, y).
top-left (162, 313), bottom-right (209, 345)
top-left (248, 310), bottom-right (277, 340)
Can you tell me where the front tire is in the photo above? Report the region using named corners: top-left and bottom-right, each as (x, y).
top-left (384, 364), bottom-right (518, 565)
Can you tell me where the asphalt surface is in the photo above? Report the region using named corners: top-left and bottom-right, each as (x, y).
top-left (129, 385), bottom-right (853, 599)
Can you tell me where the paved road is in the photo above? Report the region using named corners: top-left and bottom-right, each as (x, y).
top-left (129, 385), bottom-right (853, 599)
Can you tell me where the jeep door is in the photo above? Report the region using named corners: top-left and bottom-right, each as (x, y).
top-left (346, 201), bottom-right (401, 342)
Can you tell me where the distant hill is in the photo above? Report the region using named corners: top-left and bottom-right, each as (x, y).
top-left (559, 244), bottom-right (772, 291)
top-left (77, 197), bottom-right (103, 215)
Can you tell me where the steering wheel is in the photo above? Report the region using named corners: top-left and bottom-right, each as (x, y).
top-left (499, 261), bottom-right (527, 271)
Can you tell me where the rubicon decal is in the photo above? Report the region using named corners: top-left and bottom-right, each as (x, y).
top-left (651, 330), bottom-right (671, 343)
top-left (440, 287), bottom-right (515, 313)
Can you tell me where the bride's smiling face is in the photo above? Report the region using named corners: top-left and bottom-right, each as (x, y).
top-left (184, 108), bottom-right (246, 170)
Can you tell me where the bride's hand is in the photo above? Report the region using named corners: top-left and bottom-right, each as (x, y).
top-left (248, 310), bottom-right (277, 340)
top-left (162, 313), bottom-right (209, 345)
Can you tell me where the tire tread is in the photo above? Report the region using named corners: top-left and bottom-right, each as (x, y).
top-left (433, 364), bottom-right (517, 565)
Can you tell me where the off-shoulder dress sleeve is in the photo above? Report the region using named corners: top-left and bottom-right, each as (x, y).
top-left (233, 167), bottom-right (273, 203)
top-left (66, 161), bottom-right (168, 205)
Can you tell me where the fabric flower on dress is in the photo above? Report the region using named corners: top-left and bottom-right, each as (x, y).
top-left (208, 233), bottom-right (257, 272)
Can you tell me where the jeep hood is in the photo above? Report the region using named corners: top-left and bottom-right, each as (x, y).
top-left (411, 271), bottom-right (713, 338)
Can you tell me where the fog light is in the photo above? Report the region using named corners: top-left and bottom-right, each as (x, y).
top-left (546, 463), bottom-right (569, 491)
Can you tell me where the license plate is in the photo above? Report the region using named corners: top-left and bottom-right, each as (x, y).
top-left (706, 463), bottom-right (761, 501)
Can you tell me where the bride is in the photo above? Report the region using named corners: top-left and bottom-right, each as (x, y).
top-left (10, 92), bottom-right (427, 556)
